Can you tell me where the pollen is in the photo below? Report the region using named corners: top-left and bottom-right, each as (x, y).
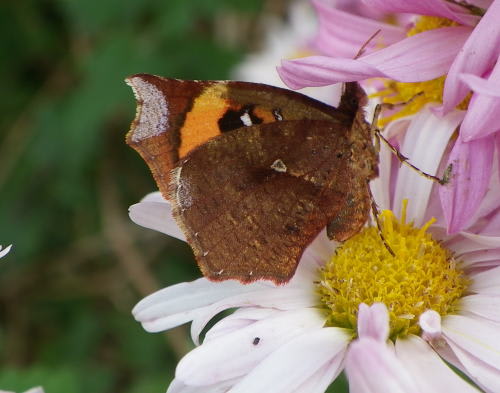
top-left (371, 16), bottom-right (470, 126)
top-left (317, 200), bottom-right (469, 340)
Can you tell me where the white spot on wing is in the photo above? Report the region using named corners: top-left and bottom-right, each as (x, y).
top-left (271, 159), bottom-right (287, 173)
top-left (240, 112), bottom-right (253, 126)
top-left (126, 76), bottom-right (169, 142)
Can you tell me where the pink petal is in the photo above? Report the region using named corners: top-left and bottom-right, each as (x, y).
top-left (312, 0), bottom-right (405, 58)
top-left (439, 134), bottom-right (495, 233)
top-left (228, 327), bottom-right (349, 393)
top-left (346, 337), bottom-right (419, 393)
top-left (461, 61), bottom-right (500, 141)
top-left (363, 0), bottom-right (480, 26)
top-left (361, 27), bottom-right (471, 81)
top-left (128, 192), bottom-right (186, 241)
top-left (176, 309), bottom-right (325, 385)
top-left (278, 56), bottom-right (384, 89)
top-left (461, 73), bottom-right (500, 97)
top-left (497, 133), bottom-right (500, 184)
top-left (357, 303), bottom-right (389, 342)
top-left (444, 231), bottom-right (500, 255)
top-left (278, 27), bottom-right (470, 89)
top-left (460, 249), bottom-right (500, 269)
top-left (395, 335), bottom-right (480, 392)
top-left (467, 0), bottom-right (493, 7)
top-left (442, 0), bottom-right (500, 112)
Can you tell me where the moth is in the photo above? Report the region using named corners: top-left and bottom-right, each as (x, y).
top-left (126, 74), bottom-right (378, 284)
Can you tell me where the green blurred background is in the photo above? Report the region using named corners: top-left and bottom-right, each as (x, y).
top-left (0, 1), bottom-right (349, 392)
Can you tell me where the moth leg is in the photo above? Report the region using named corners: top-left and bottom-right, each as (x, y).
top-left (367, 183), bottom-right (395, 257)
top-left (370, 104), bottom-right (382, 153)
top-left (375, 131), bottom-right (446, 185)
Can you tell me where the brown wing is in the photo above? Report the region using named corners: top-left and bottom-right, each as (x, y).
top-left (125, 74), bottom-right (350, 196)
top-left (169, 119), bottom-right (372, 284)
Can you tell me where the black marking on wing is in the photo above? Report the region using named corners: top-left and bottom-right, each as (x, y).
top-left (218, 105), bottom-right (263, 132)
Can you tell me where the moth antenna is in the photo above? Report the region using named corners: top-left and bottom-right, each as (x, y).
top-left (354, 29), bottom-right (382, 59)
top-left (367, 183), bottom-right (395, 257)
top-left (377, 91), bottom-right (424, 112)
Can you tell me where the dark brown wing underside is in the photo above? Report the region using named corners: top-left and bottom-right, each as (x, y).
top-left (169, 120), bottom-right (372, 284)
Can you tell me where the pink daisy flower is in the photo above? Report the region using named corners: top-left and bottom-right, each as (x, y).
top-left (278, 0), bottom-right (500, 235)
top-left (130, 114), bottom-right (500, 392)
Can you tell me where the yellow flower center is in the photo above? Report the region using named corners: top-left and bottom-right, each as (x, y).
top-left (371, 16), bottom-right (470, 126)
top-left (316, 201), bottom-right (469, 340)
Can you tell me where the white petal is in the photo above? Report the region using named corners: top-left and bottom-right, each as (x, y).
top-left (443, 314), bottom-right (500, 370)
top-left (396, 335), bottom-right (480, 392)
top-left (228, 327), bottom-right (349, 393)
top-left (304, 228), bottom-right (337, 263)
top-left (133, 278), bottom-right (268, 331)
top-left (443, 338), bottom-right (500, 392)
top-left (167, 377), bottom-right (237, 393)
top-left (141, 190), bottom-right (167, 203)
top-left (128, 195), bottom-right (186, 241)
top-left (370, 140), bottom-right (393, 212)
top-left (189, 286), bottom-right (316, 344)
top-left (0, 244), bottom-right (12, 259)
top-left (291, 357), bottom-right (346, 393)
top-left (292, 229), bottom-right (337, 285)
top-left (392, 107), bottom-right (463, 226)
top-left (419, 310), bottom-right (442, 340)
top-left (204, 308), bottom-right (278, 343)
top-left (176, 308), bottom-right (326, 385)
top-left (469, 266), bottom-right (500, 295)
top-left (346, 337), bottom-right (419, 393)
top-left (460, 294), bottom-right (500, 323)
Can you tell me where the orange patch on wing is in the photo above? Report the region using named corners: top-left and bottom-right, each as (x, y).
top-left (253, 106), bottom-right (276, 123)
top-left (179, 86), bottom-right (230, 158)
